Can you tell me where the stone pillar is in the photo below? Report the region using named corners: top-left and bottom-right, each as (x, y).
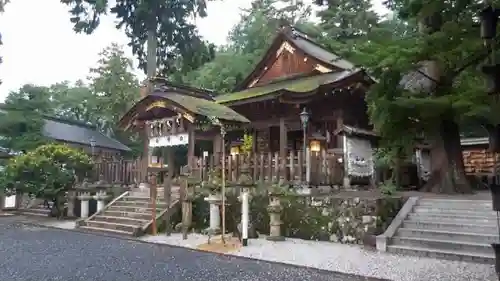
top-left (267, 192), bottom-right (285, 241)
top-left (66, 190), bottom-right (76, 218)
top-left (204, 193), bottom-right (222, 234)
top-left (78, 192), bottom-right (92, 218)
top-left (238, 189), bottom-right (252, 246)
top-left (93, 190), bottom-right (109, 212)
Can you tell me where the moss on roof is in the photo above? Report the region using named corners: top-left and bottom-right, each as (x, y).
top-left (161, 93), bottom-right (250, 123)
top-left (215, 70), bottom-right (357, 104)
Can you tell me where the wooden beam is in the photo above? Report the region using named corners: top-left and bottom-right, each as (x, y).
top-left (279, 117), bottom-right (287, 179)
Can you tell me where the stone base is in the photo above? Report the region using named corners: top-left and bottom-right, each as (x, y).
top-left (203, 227), bottom-right (221, 236)
top-left (237, 222), bottom-right (259, 239)
top-left (266, 235), bottom-right (285, 241)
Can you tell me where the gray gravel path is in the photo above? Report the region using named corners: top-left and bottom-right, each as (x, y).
top-left (0, 217), bottom-right (385, 281)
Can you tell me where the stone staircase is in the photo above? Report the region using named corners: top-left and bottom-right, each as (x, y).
top-left (386, 198), bottom-right (498, 263)
top-left (17, 202), bottom-right (51, 217)
top-left (78, 186), bottom-right (180, 236)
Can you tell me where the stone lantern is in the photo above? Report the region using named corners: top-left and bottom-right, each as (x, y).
top-left (203, 168), bottom-right (224, 234)
top-left (266, 181), bottom-right (286, 241)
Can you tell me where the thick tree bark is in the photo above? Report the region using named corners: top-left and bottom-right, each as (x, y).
top-left (422, 118), bottom-right (473, 193)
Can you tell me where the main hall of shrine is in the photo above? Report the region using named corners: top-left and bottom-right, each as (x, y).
top-left (118, 26), bottom-right (376, 186)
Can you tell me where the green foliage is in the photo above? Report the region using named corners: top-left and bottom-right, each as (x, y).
top-left (0, 144), bottom-right (93, 199)
top-left (61, 0), bottom-right (215, 77)
top-left (1, 44), bottom-right (142, 157)
top-left (379, 180), bottom-right (398, 196)
top-left (0, 86), bottom-right (52, 152)
top-left (182, 0), bottom-right (314, 92)
top-left (241, 133), bottom-right (253, 155)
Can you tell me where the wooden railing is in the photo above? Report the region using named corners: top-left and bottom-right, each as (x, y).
top-left (192, 150), bottom-right (345, 186)
top-left (93, 159), bottom-right (141, 184)
top-left (92, 150), bottom-right (345, 186)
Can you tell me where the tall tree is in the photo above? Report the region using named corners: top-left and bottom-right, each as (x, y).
top-left (184, 0), bottom-right (313, 92)
top-left (88, 44), bottom-right (142, 155)
top-left (315, 0), bottom-right (382, 63)
top-left (61, 0), bottom-right (215, 79)
top-left (88, 43), bottom-right (139, 132)
top-left (0, 85), bottom-right (50, 152)
top-left (50, 81), bottom-right (95, 123)
top-left (347, 1), bottom-right (490, 193)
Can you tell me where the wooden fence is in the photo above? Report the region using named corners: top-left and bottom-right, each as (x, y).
top-left (93, 150), bottom-right (345, 186)
top-left (92, 159), bottom-right (141, 184)
top-left (192, 150), bottom-right (345, 186)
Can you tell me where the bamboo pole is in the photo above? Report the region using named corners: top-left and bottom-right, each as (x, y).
top-left (151, 172), bottom-right (157, 235)
top-left (221, 126), bottom-right (226, 244)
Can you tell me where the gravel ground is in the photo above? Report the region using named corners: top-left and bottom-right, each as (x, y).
top-left (141, 234), bottom-right (498, 281)
top-left (0, 217), bottom-right (383, 281)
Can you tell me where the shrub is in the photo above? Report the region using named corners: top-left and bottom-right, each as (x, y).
top-left (0, 143), bottom-right (93, 217)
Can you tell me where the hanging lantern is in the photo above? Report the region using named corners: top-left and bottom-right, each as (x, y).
top-left (480, 6), bottom-right (500, 40)
top-left (481, 63), bottom-right (500, 95)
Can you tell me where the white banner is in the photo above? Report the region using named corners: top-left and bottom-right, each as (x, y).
top-left (149, 133), bottom-right (189, 147)
top-left (345, 136), bottom-right (374, 177)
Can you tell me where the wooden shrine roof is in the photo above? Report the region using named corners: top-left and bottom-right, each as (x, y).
top-left (215, 69), bottom-right (371, 105)
top-left (118, 80), bottom-right (250, 130)
top-left (235, 26), bottom-right (355, 91)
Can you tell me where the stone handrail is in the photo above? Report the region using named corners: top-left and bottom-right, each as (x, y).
top-left (376, 196), bottom-right (419, 251)
top-left (80, 191), bottom-right (130, 224)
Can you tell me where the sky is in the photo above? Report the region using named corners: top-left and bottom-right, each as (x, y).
top-left (0, 0), bottom-right (388, 101)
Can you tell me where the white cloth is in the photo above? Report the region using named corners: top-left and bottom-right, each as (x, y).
top-left (345, 137), bottom-right (374, 177)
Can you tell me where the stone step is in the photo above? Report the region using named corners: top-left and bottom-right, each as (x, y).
top-left (93, 215), bottom-right (148, 225)
top-left (415, 202), bottom-right (493, 211)
top-left (387, 244), bottom-right (494, 264)
top-left (396, 228), bottom-right (500, 244)
top-left (391, 236), bottom-right (493, 254)
top-left (102, 210), bottom-right (152, 220)
top-left (18, 208), bottom-right (50, 217)
top-left (413, 206), bottom-right (496, 216)
top-left (113, 200), bottom-right (168, 208)
top-left (18, 211), bottom-right (49, 217)
top-left (86, 220), bottom-right (138, 233)
top-left (408, 213), bottom-right (498, 223)
top-left (79, 225), bottom-right (133, 236)
top-left (402, 220), bottom-right (498, 234)
top-left (107, 205), bottom-right (165, 213)
top-left (418, 199), bottom-right (491, 205)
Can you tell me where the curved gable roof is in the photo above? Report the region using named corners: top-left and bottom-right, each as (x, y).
top-left (235, 26), bottom-right (355, 91)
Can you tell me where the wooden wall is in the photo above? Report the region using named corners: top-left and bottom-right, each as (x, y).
top-left (463, 147), bottom-right (498, 175)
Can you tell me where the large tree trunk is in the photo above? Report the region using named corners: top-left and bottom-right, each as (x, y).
top-left (422, 118), bottom-right (473, 193)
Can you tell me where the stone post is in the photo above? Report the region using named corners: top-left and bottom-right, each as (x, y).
top-left (66, 190), bottom-right (76, 218)
top-left (204, 193), bottom-right (222, 234)
top-left (77, 192), bottom-right (92, 218)
top-left (93, 190), bottom-right (109, 212)
top-left (267, 192), bottom-right (285, 241)
top-left (238, 188), bottom-right (252, 246)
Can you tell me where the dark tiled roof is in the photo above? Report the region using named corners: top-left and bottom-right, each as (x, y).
top-left (0, 105), bottom-right (129, 152)
top-left (43, 118), bottom-right (130, 151)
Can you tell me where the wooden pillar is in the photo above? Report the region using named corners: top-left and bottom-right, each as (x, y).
top-left (141, 126), bottom-right (149, 183)
top-left (336, 111), bottom-right (344, 149)
top-left (187, 124), bottom-right (195, 169)
top-left (251, 129), bottom-right (257, 154)
top-left (213, 133), bottom-right (222, 167)
top-left (279, 117), bottom-right (287, 180)
top-left (164, 146), bottom-right (174, 236)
